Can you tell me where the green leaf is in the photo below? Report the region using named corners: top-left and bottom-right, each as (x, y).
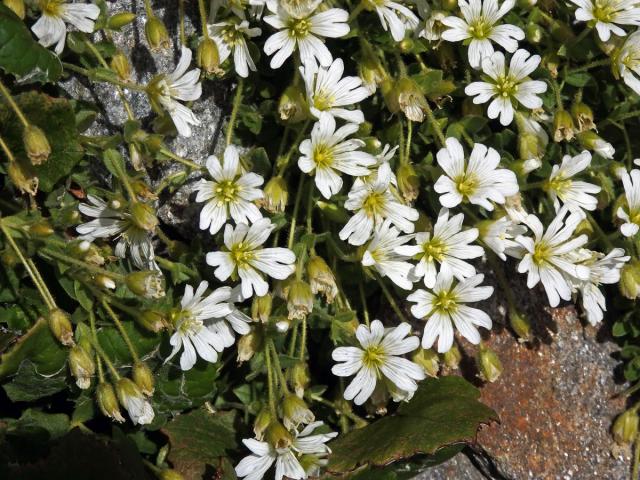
top-left (154, 361), bottom-right (219, 412)
top-left (2, 359), bottom-right (67, 402)
top-left (0, 317), bottom-right (67, 380)
top-left (239, 104), bottom-right (263, 134)
top-left (564, 71), bottom-right (591, 87)
top-left (0, 5), bottom-right (62, 83)
top-left (412, 71), bottom-right (456, 100)
top-left (326, 376), bottom-right (497, 474)
top-left (3, 408), bottom-right (70, 441)
top-left (162, 408), bottom-right (237, 480)
top-left (97, 323), bottom-right (160, 365)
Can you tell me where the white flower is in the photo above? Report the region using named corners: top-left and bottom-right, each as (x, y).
top-left (206, 219), bottom-right (296, 298)
top-left (465, 49), bottom-right (547, 126)
top-left (331, 320), bottom-right (425, 405)
top-left (618, 169), bottom-right (640, 237)
top-left (209, 19), bottom-right (262, 77)
top-left (149, 47), bottom-right (202, 137)
top-left (569, 0), bottom-right (640, 42)
top-left (397, 208), bottom-right (484, 288)
top-left (434, 137), bottom-right (519, 210)
top-left (479, 216), bottom-right (526, 260)
top-left (567, 248), bottom-right (629, 325)
top-left (76, 195), bottom-right (156, 270)
top-left (31, 0), bottom-right (100, 55)
top-left (617, 30), bottom-right (640, 94)
top-left (369, 0), bottom-right (420, 42)
top-left (591, 137), bottom-right (615, 159)
top-left (298, 113), bottom-right (376, 199)
top-left (263, 4), bottom-right (349, 68)
top-left (115, 378), bottom-right (154, 426)
top-left (419, 10), bottom-right (448, 41)
top-left (195, 145), bottom-right (264, 235)
top-left (301, 57), bottom-right (371, 124)
top-left (441, 0), bottom-right (524, 69)
top-left (407, 271), bottom-right (493, 353)
top-left (340, 167), bottom-right (419, 246)
top-left (235, 422), bottom-right (337, 480)
top-left (352, 144), bottom-right (399, 189)
top-left (362, 221), bottom-right (416, 290)
top-left (546, 151), bottom-right (601, 212)
top-left (514, 208), bottom-right (591, 307)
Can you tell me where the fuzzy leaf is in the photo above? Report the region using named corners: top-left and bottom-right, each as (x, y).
top-left (326, 376), bottom-right (497, 474)
top-left (2, 359), bottom-right (67, 402)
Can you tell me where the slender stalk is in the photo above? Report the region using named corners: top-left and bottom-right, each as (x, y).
top-left (197, 0), bottom-right (209, 38)
top-left (89, 336), bottom-right (121, 380)
top-left (159, 147), bottom-right (205, 171)
top-left (39, 247), bottom-right (125, 281)
top-left (288, 323), bottom-right (299, 357)
top-left (62, 62), bottom-right (146, 92)
top-left (567, 58), bottom-right (610, 74)
top-left (0, 135), bottom-right (16, 162)
top-left (288, 176), bottom-right (306, 249)
top-left (269, 340), bottom-right (290, 395)
top-left (404, 119), bottom-right (413, 164)
top-left (264, 341), bottom-right (278, 415)
top-left (111, 155), bottom-right (138, 201)
top-left (26, 258), bottom-right (56, 308)
top-left (586, 211), bottom-right (614, 249)
top-left (310, 395), bottom-right (368, 425)
top-left (348, 0), bottom-right (366, 22)
top-left (298, 317), bottom-right (307, 361)
top-left (278, 120), bottom-right (311, 175)
top-left (226, 79), bottom-right (244, 146)
top-left (0, 78), bottom-right (29, 127)
top-left (548, 77), bottom-right (563, 110)
top-left (143, 0), bottom-right (153, 16)
top-left (178, 0), bottom-right (186, 45)
top-left (102, 299), bottom-right (140, 363)
top-left (375, 274), bottom-right (409, 324)
top-left (358, 281), bottom-right (370, 326)
top-left (89, 311), bottom-right (105, 383)
top-left (423, 100), bottom-right (446, 147)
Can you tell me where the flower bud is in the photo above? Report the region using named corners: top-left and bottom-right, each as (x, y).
top-left (138, 309), bottom-right (168, 332)
top-left (48, 309), bottom-right (75, 346)
top-left (237, 330), bottom-right (262, 363)
top-left (553, 110), bottom-right (575, 143)
top-left (525, 22), bottom-right (543, 44)
top-left (95, 274), bottom-right (116, 290)
top-left (197, 37), bottom-right (221, 75)
top-left (381, 78), bottom-right (400, 114)
top-left (133, 362), bottom-right (155, 396)
top-left (287, 280), bottom-right (314, 320)
top-left (8, 161), bottom-right (38, 195)
top-left (578, 131), bottom-right (615, 159)
top-left (110, 50), bottom-right (131, 81)
top-left (613, 408), bottom-right (639, 445)
top-left (262, 176), bottom-right (289, 213)
top-left (254, 408), bottom-right (272, 440)
top-left (1, 248), bottom-right (18, 268)
top-left (283, 393), bottom-right (314, 430)
top-left (396, 77), bottom-right (427, 122)
top-left (477, 344), bottom-right (503, 383)
top-left (265, 420), bottom-right (293, 449)
top-left (289, 361), bottom-right (310, 397)
top-left (160, 470), bottom-right (185, 480)
top-left (252, 294), bottom-right (272, 322)
top-left (443, 344), bottom-right (461, 369)
top-left (399, 37), bottom-right (414, 53)
top-left (97, 382), bottom-right (125, 422)
top-left (278, 85), bottom-right (309, 123)
top-left (28, 220), bottom-right (54, 237)
top-left (275, 319), bottom-right (290, 333)
top-left (125, 271), bottom-right (165, 299)
top-left (3, 0), bottom-right (25, 19)
top-left (316, 200), bottom-right (350, 223)
top-left (22, 124), bottom-right (51, 165)
top-left (145, 15), bottom-right (170, 50)
top-left (571, 102), bottom-right (595, 132)
top-left (396, 163), bottom-right (420, 202)
top-left (130, 201), bottom-right (158, 231)
top-left (620, 261), bottom-right (640, 299)
top-left (412, 348), bottom-right (440, 377)
top-left (69, 345), bottom-right (95, 389)
top-left (508, 307), bottom-right (531, 342)
top-left (307, 255), bottom-right (338, 303)
top-left (107, 12), bottom-right (136, 30)
top-left (358, 54), bottom-right (386, 94)
top-left (116, 377), bottom-right (155, 425)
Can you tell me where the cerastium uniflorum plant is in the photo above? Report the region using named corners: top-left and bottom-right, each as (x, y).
top-left (4, 0), bottom-right (640, 477)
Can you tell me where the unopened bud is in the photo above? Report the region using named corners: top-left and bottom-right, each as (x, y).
top-left (613, 408), bottom-right (639, 445)
top-left (396, 163), bottom-right (420, 202)
top-left (3, 0), bottom-right (25, 19)
top-left (553, 110), bottom-right (575, 143)
top-left (254, 408), bottom-right (272, 440)
top-left (283, 393), bottom-right (314, 430)
top-left (381, 78), bottom-right (399, 114)
top-left (477, 343), bottom-right (503, 383)
top-left (252, 294), bottom-right (272, 322)
top-left (1, 248), bottom-right (18, 268)
top-left (358, 54), bottom-right (386, 94)
top-left (107, 12), bottom-right (136, 30)
top-left (48, 309), bottom-right (75, 346)
top-left (279, 85), bottom-right (309, 123)
top-left (578, 131), bottom-right (615, 159)
top-left (508, 307), bottom-right (531, 341)
top-left (287, 280), bottom-right (314, 320)
top-left (289, 361), bottom-right (310, 397)
top-left (620, 261), bottom-right (640, 299)
top-left (197, 37), bottom-right (221, 75)
top-left (237, 330), bottom-right (262, 363)
top-left (263, 176), bottom-right (289, 213)
top-left (276, 319), bottom-right (290, 333)
top-left (525, 22), bottom-right (543, 44)
top-left (159, 470), bottom-right (185, 480)
top-left (138, 309), bottom-right (168, 332)
top-left (115, 377), bottom-right (155, 425)
top-left (443, 344), bottom-right (461, 369)
top-left (125, 271), bottom-right (165, 299)
top-left (265, 420), bottom-right (293, 449)
top-left (571, 102), bottom-right (595, 132)
top-left (307, 255), bottom-right (338, 303)
top-left (28, 220), bottom-right (54, 237)
top-left (412, 348), bottom-right (440, 377)
top-left (145, 15), bottom-right (170, 50)
top-left (7, 160), bottom-right (38, 195)
top-left (399, 37), bottom-right (414, 53)
top-left (22, 125), bottom-right (50, 165)
top-left (97, 382), bottom-right (125, 422)
top-left (110, 50), bottom-right (131, 81)
top-left (69, 345), bottom-right (95, 389)
top-left (133, 362), bottom-right (155, 396)
top-left (316, 200), bottom-right (350, 223)
top-left (396, 77), bottom-right (427, 122)
top-left (130, 201), bottom-right (158, 231)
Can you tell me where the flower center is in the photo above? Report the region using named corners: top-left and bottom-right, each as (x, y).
top-left (39, 0), bottom-right (63, 16)
top-left (593, 1), bottom-right (617, 22)
top-left (433, 290), bottom-right (458, 315)
top-left (222, 25), bottom-right (242, 46)
top-left (215, 179), bottom-right (239, 203)
top-left (422, 237), bottom-right (447, 262)
top-left (312, 144), bottom-right (335, 169)
top-left (454, 173), bottom-right (478, 197)
top-left (313, 89), bottom-right (335, 111)
top-left (532, 241), bottom-right (551, 266)
top-left (494, 76), bottom-right (518, 98)
top-left (174, 309), bottom-right (202, 335)
top-left (546, 175), bottom-right (572, 198)
top-left (468, 18), bottom-right (492, 39)
top-left (230, 242), bottom-right (255, 267)
top-left (362, 344), bottom-right (386, 371)
top-left (362, 191), bottom-right (387, 217)
top-left (288, 17), bottom-right (312, 39)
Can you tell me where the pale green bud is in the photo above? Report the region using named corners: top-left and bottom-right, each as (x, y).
top-left (48, 309), bottom-right (75, 346)
top-left (477, 344), bottom-right (503, 383)
top-left (613, 408), bottom-right (639, 445)
top-left (22, 124), bottom-right (51, 165)
top-left (145, 16), bottom-right (170, 50)
top-left (133, 362), bottom-right (155, 396)
top-left (125, 271), bottom-right (165, 299)
top-left (96, 382), bottom-right (125, 422)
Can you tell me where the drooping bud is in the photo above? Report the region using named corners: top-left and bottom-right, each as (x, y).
top-left (316, 201), bottom-right (350, 223)
top-left (110, 50), bottom-right (131, 81)
top-left (358, 54), bottom-right (387, 94)
top-left (3, 0), bottom-right (25, 19)
top-left (197, 37), bottom-right (221, 75)
top-left (278, 85), bottom-right (309, 123)
top-left (48, 309), bottom-right (75, 346)
top-left (613, 408), bottom-right (639, 445)
top-left (125, 271), bottom-right (165, 299)
top-left (620, 260), bottom-right (640, 299)
top-left (396, 77), bottom-right (428, 122)
top-left (571, 101), bottom-right (595, 132)
top-left (145, 15), bottom-right (170, 50)
top-left (133, 362), bottom-right (155, 396)
top-left (287, 280), bottom-right (314, 320)
top-left (22, 124), bottom-right (51, 165)
top-left (577, 131), bottom-right (615, 159)
top-left (381, 78), bottom-right (400, 114)
top-left (138, 309), bottom-right (168, 332)
top-left (396, 163), bottom-right (420, 202)
top-left (553, 110), bottom-right (575, 143)
top-left (237, 329), bottom-right (262, 363)
top-left (254, 407), bottom-right (272, 440)
top-left (252, 294), bottom-right (272, 323)
top-left (443, 344), bottom-right (461, 369)
top-left (289, 361), bottom-right (310, 397)
top-left (283, 393), bottom-right (315, 430)
top-left (508, 307), bottom-right (531, 342)
top-left (275, 319), bottom-right (290, 333)
top-left (115, 377), bottom-right (155, 425)
top-left (306, 255), bottom-right (338, 303)
top-left (29, 219), bottom-right (54, 237)
top-left (96, 382), bottom-right (125, 422)
top-left (477, 343), bottom-right (503, 383)
top-left (262, 176), bottom-right (289, 213)
top-left (525, 22), bottom-right (543, 44)
top-left (107, 12), bottom-right (136, 30)
top-left (412, 348), bottom-right (440, 377)
top-left (95, 274), bottom-right (116, 290)
top-left (69, 345), bottom-right (95, 389)
top-left (8, 160), bottom-right (38, 195)
top-left (265, 420), bottom-right (294, 449)
top-left (130, 201), bottom-right (158, 231)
